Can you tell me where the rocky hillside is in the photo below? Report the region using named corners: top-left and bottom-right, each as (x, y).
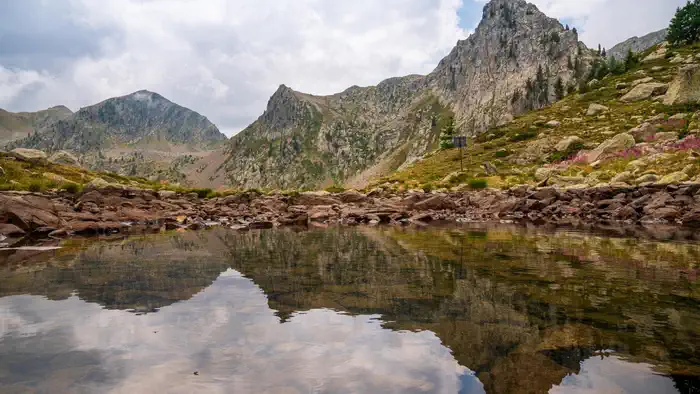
top-left (5, 91), bottom-right (226, 184)
top-left (607, 28), bottom-right (668, 60)
top-left (371, 41), bottom-right (700, 193)
top-left (212, 0), bottom-right (594, 190)
top-left (0, 106), bottom-right (73, 144)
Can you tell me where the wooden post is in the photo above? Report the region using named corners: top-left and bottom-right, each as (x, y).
top-left (460, 144), bottom-right (463, 172)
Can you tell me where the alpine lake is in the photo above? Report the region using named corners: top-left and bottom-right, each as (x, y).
top-left (0, 224), bottom-right (699, 394)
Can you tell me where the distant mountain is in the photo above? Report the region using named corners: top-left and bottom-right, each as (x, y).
top-left (0, 105), bottom-right (72, 144)
top-left (6, 90), bottom-right (227, 183)
top-left (607, 29), bottom-right (668, 61)
top-left (210, 0), bottom-right (594, 189)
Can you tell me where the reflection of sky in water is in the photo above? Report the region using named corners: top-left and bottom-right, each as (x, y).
top-left (0, 268), bottom-right (682, 394)
top-left (0, 269), bottom-right (482, 393)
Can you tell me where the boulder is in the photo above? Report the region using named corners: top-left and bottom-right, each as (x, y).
top-left (654, 132), bottom-right (678, 142)
top-left (555, 136), bottom-right (583, 152)
top-left (0, 223), bottom-right (26, 237)
top-left (535, 167), bottom-right (555, 181)
top-left (413, 195), bottom-right (457, 211)
top-left (48, 151), bottom-right (80, 167)
top-left (642, 46), bottom-right (667, 62)
top-left (85, 178), bottom-right (112, 189)
top-left (629, 123), bottom-right (658, 142)
top-left (620, 83), bottom-right (669, 103)
top-left (635, 174), bottom-right (659, 184)
top-left (546, 120), bottom-right (561, 128)
top-left (615, 82), bottom-right (628, 90)
top-left (10, 148), bottom-right (47, 163)
top-left (497, 113), bottom-right (514, 127)
top-left (293, 192), bottom-right (341, 206)
top-left (158, 190), bottom-right (177, 199)
top-left (585, 133), bottom-right (636, 163)
top-left (586, 104), bottom-right (609, 116)
top-left (0, 194), bottom-right (63, 231)
top-left (611, 171), bottom-right (633, 184)
top-left (337, 190), bottom-right (367, 203)
top-left (664, 64), bottom-right (700, 105)
top-left (658, 172), bottom-right (689, 184)
top-left (631, 77), bottom-right (654, 87)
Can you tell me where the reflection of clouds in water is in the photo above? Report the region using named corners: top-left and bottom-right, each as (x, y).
top-left (0, 269), bottom-right (484, 394)
top-left (550, 355), bottom-right (678, 394)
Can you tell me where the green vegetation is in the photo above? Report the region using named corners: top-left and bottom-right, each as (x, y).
top-left (668, 0), bottom-right (700, 46)
top-left (439, 116), bottom-right (457, 149)
top-left (469, 179), bottom-right (488, 189)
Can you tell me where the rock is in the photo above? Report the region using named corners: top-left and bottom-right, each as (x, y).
top-left (658, 172), bottom-right (689, 184)
top-left (664, 64), bottom-right (700, 105)
top-left (631, 77), bottom-right (654, 87)
top-left (635, 174), bottom-right (659, 184)
top-left (279, 213), bottom-right (309, 226)
top-left (620, 83), bottom-right (669, 102)
top-left (642, 46), bottom-right (667, 62)
top-left (293, 192), bottom-right (341, 206)
top-left (158, 190), bottom-right (177, 199)
top-left (497, 113), bottom-right (514, 127)
top-left (10, 148), bottom-right (47, 163)
top-left (0, 223), bottom-right (26, 237)
top-left (248, 221), bottom-right (274, 230)
top-left (546, 120), bottom-right (561, 128)
top-left (669, 113), bottom-right (689, 120)
top-left (611, 171), bottom-right (633, 184)
top-left (48, 151), bottom-right (80, 166)
top-left (337, 190), bottom-right (367, 203)
top-left (42, 173), bottom-right (72, 185)
top-left (651, 207), bottom-right (680, 221)
top-left (615, 82), bottom-right (628, 90)
top-left (85, 178), bottom-right (112, 189)
top-left (482, 161), bottom-right (498, 175)
top-left (535, 167), bottom-right (555, 181)
top-left (0, 194), bottom-right (62, 231)
top-left (585, 133), bottom-right (636, 163)
top-left (654, 132), bottom-right (678, 142)
top-left (555, 136), bottom-right (583, 152)
top-left (629, 123), bottom-right (658, 142)
top-left (441, 171), bottom-right (465, 184)
top-left (587, 79), bottom-right (600, 87)
top-left (651, 66), bottom-right (664, 72)
top-left (586, 104), bottom-right (609, 116)
top-left (413, 195), bottom-right (457, 211)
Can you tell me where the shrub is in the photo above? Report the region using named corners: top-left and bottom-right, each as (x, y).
top-left (668, 0), bottom-right (700, 46)
top-left (548, 141), bottom-right (585, 163)
top-left (421, 183), bottom-right (434, 193)
top-left (28, 181), bottom-right (44, 193)
top-left (325, 185), bottom-right (345, 193)
top-left (469, 179), bottom-right (488, 189)
top-left (494, 149), bottom-right (511, 158)
top-left (192, 188), bottom-right (213, 198)
top-left (509, 130), bottom-right (538, 142)
top-left (60, 183), bottom-right (82, 194)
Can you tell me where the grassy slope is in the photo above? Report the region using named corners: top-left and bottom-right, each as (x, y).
top-left (369, 43), bottom-right (700, 192)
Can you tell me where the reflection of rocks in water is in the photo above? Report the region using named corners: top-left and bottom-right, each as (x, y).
top-left (0, 233), bottom-right (230, 312)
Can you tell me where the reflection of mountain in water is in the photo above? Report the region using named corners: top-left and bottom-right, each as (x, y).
top-left (212, 227), bottom-right (700, 394)
top-left (0, 226), bottom-right (698, 393)
top-left (0, 234), bottom-right (230, 313)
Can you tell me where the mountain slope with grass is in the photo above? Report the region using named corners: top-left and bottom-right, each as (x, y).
top-left (5, 91), bottom-right (227, 185)
top-left (211, 0), bottom-right (594, 190)
top-left (0, 106), bottom-right (73, 145)
top-left (370, 41), bottom-right (700, 193)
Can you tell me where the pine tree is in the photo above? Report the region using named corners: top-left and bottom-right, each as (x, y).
top-left (572, 27), bottom-right (578, 35)
top-left (624, 48), bottom-right (639, 70)
top-left (554, 77), bottom-right (565, 100)
top-left (668, 0), bottom-right (700, 46)
top-left (597, 44), bottom-right (602, 56)
top-left (601, 47), bottom-right (606, 57)
top-left (565, 24), bottom-right (570, 31)
top-left (439, 117), bottom-right (456, 149)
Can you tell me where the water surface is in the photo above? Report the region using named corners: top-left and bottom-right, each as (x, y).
top-left (0, 225), bottom-right (698, 393)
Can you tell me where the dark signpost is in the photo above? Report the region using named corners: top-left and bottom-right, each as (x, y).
top-left (453, 136), bottom-right (467, 171)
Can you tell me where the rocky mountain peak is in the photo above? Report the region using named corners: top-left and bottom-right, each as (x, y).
top-left (259, 84), bottom-right (316, 131)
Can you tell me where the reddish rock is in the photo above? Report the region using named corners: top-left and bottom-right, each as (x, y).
top-left (0, 194), bottom-right (63, 231)
top-left (248, 221), bottom-right (274, 229)
top-left (0, 223), bottom-right (26, 237)
top-left (413, 195), bottom-right (457, 211)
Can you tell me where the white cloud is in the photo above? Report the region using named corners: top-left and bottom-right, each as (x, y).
top-left (0, 0), bottom-right (468, 136)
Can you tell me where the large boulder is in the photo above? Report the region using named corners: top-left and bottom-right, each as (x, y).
top-left (0, 194), bottom-right (63, 231)
top-left (629, 123), bottom-right (658, 142)
top-left (664, 64), bottom-right (700, 105)
top-left (586, 104), bottom-right (609, 116)
top-left (49, 151), bottom-right (80, 167)
top-left (555, 136), bottom-right (584, 152)
top-left (620, 83), bottom-right (669, 103)
top-left (642, 46), bottom-right (667, 62)
top-left (585, 133), bottom-right (636, 163)
top-left (85, 178), bottom-right (112, 190)
top-left (10, 148), bottom-right (47, 163)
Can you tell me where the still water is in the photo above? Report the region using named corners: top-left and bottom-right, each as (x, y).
top-left (0, 225), bottom-right (698, 394)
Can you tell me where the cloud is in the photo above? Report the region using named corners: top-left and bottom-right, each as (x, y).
top-left (0, 0), bottom-right (467, 136)
top-left (0, 0), bottom-right (683, 136)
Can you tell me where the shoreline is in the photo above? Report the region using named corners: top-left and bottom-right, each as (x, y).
top-left (1, 183), bottom-right (700, 244)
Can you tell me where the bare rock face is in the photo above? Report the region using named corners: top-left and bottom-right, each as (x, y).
top-left (664, 64), bottom-right (700, 105)
top-left (620, 82), bottom-right (669, 102)
top-left (216, 0), bottom-right (593, 189)
top-left (607, 29), bottom-right (667, 61)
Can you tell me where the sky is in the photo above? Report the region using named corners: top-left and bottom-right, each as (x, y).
top-left (0, 0), bottom-right (685, 136)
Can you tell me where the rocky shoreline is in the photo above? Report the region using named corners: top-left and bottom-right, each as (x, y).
top-left (1, 183), bottom-right (700, 243)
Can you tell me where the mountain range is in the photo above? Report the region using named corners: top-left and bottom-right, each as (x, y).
top-left (0, 0), bottom-right (669, 189)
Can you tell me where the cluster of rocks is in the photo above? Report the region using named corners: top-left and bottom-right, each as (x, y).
top-left (2, 183), bottom-right (700, 241)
